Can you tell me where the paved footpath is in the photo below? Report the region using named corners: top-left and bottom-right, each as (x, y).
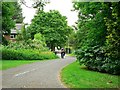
top-left (1, 56), bottom-right (75, 88)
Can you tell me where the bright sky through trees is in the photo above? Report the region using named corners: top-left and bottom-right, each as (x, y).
top-left (21, 0), bottom-right (78, 26)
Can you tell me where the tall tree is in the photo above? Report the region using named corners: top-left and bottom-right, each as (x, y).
top-left (2, 2), bottom-right (15, 35)
top-left (2, 2), bottom-right (23, 45)
top-left (74, 2), bottom-right (120, 74)
top-left (27, 10), bottom-right (72, 51)
top-left (104, 2), bottom-right (120, 74)
top-left (12, 2), bottom-right (24, 23)
top-left (0, 1), bottom-right (1, 29)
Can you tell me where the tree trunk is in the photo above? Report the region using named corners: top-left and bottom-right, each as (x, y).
top-left (51, 45), bottom-right (55, 51)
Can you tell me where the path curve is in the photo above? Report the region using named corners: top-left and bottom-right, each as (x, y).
top-left (2, 56), bottom-right (75, 88)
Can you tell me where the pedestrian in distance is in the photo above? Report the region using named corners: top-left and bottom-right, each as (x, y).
top-left (61, 48), bottom-right (65, 59)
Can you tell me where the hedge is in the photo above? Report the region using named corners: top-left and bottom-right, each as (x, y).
top-left (2, 48), bottom-right (58, 60)
top-left (75, 46), bottom-right (120, 75)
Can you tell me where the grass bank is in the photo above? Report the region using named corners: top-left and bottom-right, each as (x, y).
top-left (0, 60), bottom-right (40, 70)
top-left (61, 62), bottom-right (119, 88)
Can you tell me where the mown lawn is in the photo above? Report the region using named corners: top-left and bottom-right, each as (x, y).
top-left (61, 62), bottom-right (119, 88)
top-left (0, 60), bottom-right (39, 70)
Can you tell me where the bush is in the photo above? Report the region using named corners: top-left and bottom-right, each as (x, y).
top-left (6, 39), bottom-right (48, 51)
top-left (2, 47), bottom-right (58, 60)
top-left (75, 45), bottom-right (120, 75)
top-left (1, 36), bottom-right (58, 60)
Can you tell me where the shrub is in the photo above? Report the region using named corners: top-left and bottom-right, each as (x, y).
top-left (75, 45), bottom-right (120, 75)
top-left (2, 47), bottom-right (58, 60)
top-left (7, 39), bottom-right (48, 51)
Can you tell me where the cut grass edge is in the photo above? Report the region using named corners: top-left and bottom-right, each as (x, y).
top-left (0, 58), bottom-right (59, 70)
top-left (60, 61), bottom-right (119, 88)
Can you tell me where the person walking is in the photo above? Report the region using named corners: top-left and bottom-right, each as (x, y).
top-left (61, 48), bottom-right (65, 59)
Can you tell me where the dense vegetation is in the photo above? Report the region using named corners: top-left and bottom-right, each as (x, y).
top-left (73, 2), bottom-right (120, 75)
top-left (1, 2), bottom-right (59, 60)
top-left (27, 10), bottom-right (73, 51)
top-left (2, 48), bottom-right (57, 60)
top-left (2, 2), bottom-right (23, 45)
top-left (1, 33), bottom-right (58, 60)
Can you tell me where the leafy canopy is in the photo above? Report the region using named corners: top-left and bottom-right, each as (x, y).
top-left (27, 10), bottom-right (73, 50)
top-left (74, 2), bottom-right (120, 75)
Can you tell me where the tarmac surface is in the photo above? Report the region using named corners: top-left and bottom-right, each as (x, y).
top-left (1, 55), bottom-right (75, 88)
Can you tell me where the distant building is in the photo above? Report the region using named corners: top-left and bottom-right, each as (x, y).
top-left (4, 23), bottom-right (23, 41)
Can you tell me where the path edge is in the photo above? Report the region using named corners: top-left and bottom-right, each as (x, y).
top-left (57, 60), bottom-right (75, 88)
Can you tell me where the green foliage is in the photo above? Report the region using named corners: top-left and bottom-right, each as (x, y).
top-left (13, 31), bottom-right (47, 51)
top-left (74, 2), bottom-right (120, 75)
top-left (12, 2), bottom-right (24, 23)
top-left (16, 24), bottom-right (30, 41)
top-left (2, 2), bottom-right (23, 45)
top-left (2, 36), bottom-right (8, 45)
top-left (75, 46), bottom-right (120, 74)
top-left (34, 33), bottom-right (43, 40)
top-left (0, 2), bottom-right (1, 30)
top-left (2, 2), bottom-right (23, 34)
top-left (2, 2), bottom-right (15, 34)
top-left (27, 10), bottom-right (72, 51)
top-left (67, 31), bottom-right (77, 49)
top-left (34, 33), bottom-right (46, 46)
top-left (7, 39), bottom-right (47, 51)
top-left (104, 2), bottom-right (120, 63)
top-left (2, 35), bottom-right (58, 60)
top-left (2, 47), bottom-right (58, 60)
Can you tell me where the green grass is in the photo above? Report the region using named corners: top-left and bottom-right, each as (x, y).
top-left (0, 60), bottom-right (39, 70)
top-left (61, 61), bottom-right (119, 88)
top-left (67, 52), bottom-right (76, 57)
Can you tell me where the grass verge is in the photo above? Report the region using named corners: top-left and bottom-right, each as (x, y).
top-left (61, 61), bottom-right (119, 88)
top-left (0, 60), bottom-right (39, 70)
top-left (67, 54), bottom-right (75, 57)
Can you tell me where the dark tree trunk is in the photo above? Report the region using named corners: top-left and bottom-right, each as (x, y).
top-left (51, 45), bottom-right (55, 51)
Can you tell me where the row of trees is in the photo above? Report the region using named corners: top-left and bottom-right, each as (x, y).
top-left (1, 0), bottom-right (46, 45)
top-left (2, 1), bottom-right (73, 52)
top-left (2, 0), bottom-right (47, 37)
top-left (72, 2), bottom-right (120, 74)
top-left (1, 1), bottom-right (62, 60)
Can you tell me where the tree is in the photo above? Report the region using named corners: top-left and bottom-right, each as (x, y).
top-left (2, 2), bottom-right (16, 35)
top-left (2, 2), bottom-right (24, 35)
top-left (16, 23), bottom-right (30, 41)
top-left (27, 10), bottom-right (72, 51)
top-left (34, 33), bottom-right (46, 47)
top-left (67, 30), bottom-right (77, 49)
top-left (2, 2), bottom-right (24, 45)
top-left (0, 1), bottom-right (1, 29)
top-left (12, 2), bottom-right (24, 23)
top-left (20, 0), bottom-right (50, 11)
top-left (104, 2), bottom-right (120, 74)
top-left (74, 2), bottom-right (120, 74)
top-left (103, 2), bottom-right (120, 58)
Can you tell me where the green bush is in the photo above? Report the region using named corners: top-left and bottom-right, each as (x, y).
top-left (6, 40), bottom-right (48, 51)
top-left (2, 47), bottom-right (58, 60)
top-left (75, 46), bottom-right (120, 75)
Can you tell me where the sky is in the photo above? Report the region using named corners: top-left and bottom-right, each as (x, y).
top-left (21, 0), bottom-right (78, 26)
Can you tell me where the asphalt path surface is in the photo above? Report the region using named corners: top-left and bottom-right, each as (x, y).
top-left (1, 55), bottom-right (75, 88)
